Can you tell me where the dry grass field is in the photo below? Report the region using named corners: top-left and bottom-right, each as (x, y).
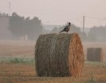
top-left (0, 41), bottom-right (106, 83)
top-left (0, 41), bottom-right (35, 58)
top-left (0, 62), bottom-right (106, 83)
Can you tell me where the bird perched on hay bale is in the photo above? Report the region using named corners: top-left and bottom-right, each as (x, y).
top-left (35, 33), bottom-right (84, 77)
top-left (59, 22), bottom-right (71, 34)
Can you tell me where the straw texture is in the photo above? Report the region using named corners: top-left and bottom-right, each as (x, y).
top-left (35, 33), bottom-right (84, 77)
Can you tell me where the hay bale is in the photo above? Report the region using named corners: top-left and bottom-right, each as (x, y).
top-left (87, 48), bottom-right (103, 62)
top-left (35, 33), bottom-right (84, 77)
top-left (87, 48), bottom-right (95, 61)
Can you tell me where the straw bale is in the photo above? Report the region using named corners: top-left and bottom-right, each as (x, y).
top-left (87, 48), bottom-right (103, 62)
top-left (35, 33), bottom-right (84, 77)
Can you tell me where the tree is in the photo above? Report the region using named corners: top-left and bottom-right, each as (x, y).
top-left (79, 32), bottom-right (88, 41)
top-left (51, 27), bottom-right (59, 33)
top-left (87, 32), bottom-right (97, 41)
top-left (8, 12), bottom-right (25, 39)
top-left (88, 26), bottom-right (106, 42)
top-left (26, 17), bottom-right (43, 40)
top-left (8, 12), bottom-right (43, 40)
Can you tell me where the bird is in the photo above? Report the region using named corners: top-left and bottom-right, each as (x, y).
top-left (59, 22), bottom-right (71, 34)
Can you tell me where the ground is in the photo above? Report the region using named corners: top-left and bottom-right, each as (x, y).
top-left (0, 41), bottom-right (106, 83)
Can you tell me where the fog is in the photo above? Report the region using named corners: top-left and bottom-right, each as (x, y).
top-left (1, 0), bottom-right (106, 27)
top-left (0, 1), bottom-right (106, 80)
top-left (0, 0), bottom-right (106, 41)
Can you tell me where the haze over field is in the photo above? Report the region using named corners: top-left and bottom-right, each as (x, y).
top-left (0, 0), bottom-right (106, 27)
top-left (0, 1), bottom-right (106, 82)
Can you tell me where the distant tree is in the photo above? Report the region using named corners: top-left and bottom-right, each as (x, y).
top-left (26, 17), bottom-right (43, 40)
top-left (51, 27), bottom-right (59, 33)
top-left (8, 12), bottom-right (43, 40)
top-left (0, 13), bottom-right (1, 16)
top-left (79, 32), bottom-right (88, 41)
top-left (87, 32), bottom-right (97, 41)
top-left (8, 12), bottom-right (25, 39)
top-left (69, 24), bottom-right (81, 33)
top-left (88, 26), bottom-right (106, 41)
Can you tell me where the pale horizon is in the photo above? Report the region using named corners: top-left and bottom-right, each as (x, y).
top-left (0, 0), bottom-right (106, 27)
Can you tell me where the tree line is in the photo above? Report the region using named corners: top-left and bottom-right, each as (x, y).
top-left (88, 26), bottom-right (106, 42)
top-left (8, 12), bottom-right (43, 40)
top-left (50, 25), bottom-right (106, 42)
top-left (8, 12), bottom-right (106, 41)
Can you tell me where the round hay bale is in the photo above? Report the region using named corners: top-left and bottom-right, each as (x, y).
top-left (35, 33), bottom-right (84, 77)
top-left (87, 48), bottom-right (103, 62)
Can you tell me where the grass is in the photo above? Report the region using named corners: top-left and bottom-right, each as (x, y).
top-left (87, 77), bottom-right (95, 83)
top-left (0, 57), bottom-right (106, 83)
top-left (9, 58), bottom-right (35, 65)
top-left (0, 61), bottom-right (106, 83)
top-left (0, 41), bottom-right (106, 83)
top-left (0, 57), bottom-right (35, 65)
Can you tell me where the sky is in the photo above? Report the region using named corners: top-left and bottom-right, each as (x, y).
top-left (0, 0), bottom-right (106, 28)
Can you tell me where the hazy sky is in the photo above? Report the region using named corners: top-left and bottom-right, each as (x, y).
top-left (0, 0), bottom-right (106, 27)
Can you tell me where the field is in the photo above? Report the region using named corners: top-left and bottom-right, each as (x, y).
top-left (0, 41), bottom-right (106, 83)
